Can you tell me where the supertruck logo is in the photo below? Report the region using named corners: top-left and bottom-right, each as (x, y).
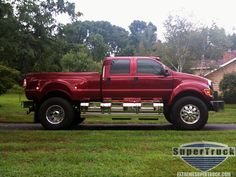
top-left (172, 142), bottom-right (235, 172)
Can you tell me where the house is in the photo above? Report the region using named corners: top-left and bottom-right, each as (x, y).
top-left (191, 59), bottom-right (224, 76)
top-left (191, 50), bottom-right (236, 93)
top-left (204, 57), bottom-right (236, 92)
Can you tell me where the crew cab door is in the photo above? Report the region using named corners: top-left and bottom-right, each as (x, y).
top-left (102, 58), bottom-right (135, 100)
top-left (133, 58), bottom-right (173, 101)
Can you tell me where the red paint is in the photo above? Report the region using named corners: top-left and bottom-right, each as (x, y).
top-left (24, 56), bottom-right (213, 109)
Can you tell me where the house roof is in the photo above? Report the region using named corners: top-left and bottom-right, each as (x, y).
top-left (204, 57), bottom-right (236, 77)
top-left (191, 59), bottom-right (224, 70)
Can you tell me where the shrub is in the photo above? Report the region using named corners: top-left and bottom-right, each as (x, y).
top-left (0, 64), bottom-right (20, 95)
top-left (219, 72), bottom-right (236, 103)
top-left (7, 84), bottom-right (24, 94)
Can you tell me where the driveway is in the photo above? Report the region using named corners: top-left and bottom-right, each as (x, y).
top-left (0, 123), bottom-right (236, 130)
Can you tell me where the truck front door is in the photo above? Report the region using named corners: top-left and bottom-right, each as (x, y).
top-left (133, 58), bottom-right (173, 101)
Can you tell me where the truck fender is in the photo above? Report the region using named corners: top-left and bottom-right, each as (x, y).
top-left (40, 81), bottom-right (73, 101)
top-left (168, 82), bottom-right (207, 107)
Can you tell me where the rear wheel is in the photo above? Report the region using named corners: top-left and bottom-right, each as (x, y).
top-left (38, 97), bottom-right (74, 130)
top-left (171, 96), bottom-right (208, 130)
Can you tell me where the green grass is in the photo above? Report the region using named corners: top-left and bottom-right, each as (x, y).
top-left (0, 93), bottom-right (235, 124)
top-left (0, 131), bottom-right (236, 177)
top-left (0, 94), bottom-right (236, 176)
top-left (0, 93), bottom-right (33, 122)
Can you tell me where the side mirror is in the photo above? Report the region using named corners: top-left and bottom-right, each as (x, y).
top-left (163, 69), bottom-right (170, 76)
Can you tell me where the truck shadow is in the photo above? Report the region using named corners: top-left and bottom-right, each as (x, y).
top-left (74, 123), bottom-right (176, 130)
top-left (0, 123), bottom-right (235, 130)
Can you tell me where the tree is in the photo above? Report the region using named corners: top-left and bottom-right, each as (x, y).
top-left (163, 15), bottom-right (194, 72)
top-left (161, 16), bottom-right (230, 72)
top-left (219, 72), bottom-right (236, 103)
top-left (203, 25), bottom-right (230, 59)
top-left (60, 44), bottom-right (101, 72)
top-left (86, 34), bottom-right (109, 61)
top-left (0, 0), bottom-right (80, 73)
top-left (129, 20), bottom-right (157, 55)
top-left (0, 64), bottom-right (19, 95)
top-left (60, 21), bottom-right (130, 58)
top-left (228, 33), bottom-right (236, 50)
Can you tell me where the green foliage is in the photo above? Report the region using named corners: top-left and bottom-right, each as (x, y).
top-left (0, 64), bottom-right (19, 95)
top-left (0, 0), bottom-right (78, 73)
top-left (0, 0), bottom-right (233, 77)
top-left (129, 20), bottom-right (157, 55)
top-left (202, 25), bottom-right (230, 59)
top-left (158, 16), bottom-right (230, 72)
top-left (61, 21), bottom-right (131, 57)
top-left (219, 72), bottom-right (236, 103)
top-left (87, 34), bottom-right (109, 61)
top-left (60, 44), bottom-right (101, 72)
top-left (7, 84), bottom-right (24, 94)
top-left (228, 33), bottom-right (236, 50)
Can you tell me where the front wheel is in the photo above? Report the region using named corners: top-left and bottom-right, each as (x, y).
top-left (38, 97), bottom-right (74, 130)
top-left (163, 106), bottom-right (172, 124)
top-left (171, 96), bottom-right (208, 130)
top-left (72, 109), bottom-right (85, 126)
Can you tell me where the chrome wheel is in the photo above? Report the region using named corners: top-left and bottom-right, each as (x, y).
top-left (46, 105), bottom-right (65, 124)
top-left (180, 104), bottom-right (200, 124)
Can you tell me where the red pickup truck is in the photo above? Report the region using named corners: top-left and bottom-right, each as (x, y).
top-left (23, 56), bottom-right (219, 130)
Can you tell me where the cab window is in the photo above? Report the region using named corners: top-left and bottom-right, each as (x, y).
top-left (110, 59), bottom-right (130, 74)
top-left (137, 59), bottom-right (163, 75)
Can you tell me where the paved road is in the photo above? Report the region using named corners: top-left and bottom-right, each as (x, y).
top-left (0, 123), bottom-right (236, 130)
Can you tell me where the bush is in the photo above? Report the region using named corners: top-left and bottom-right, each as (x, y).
top-left (219, 72), bottom-right (236, 103)
top-left (7, 84), bottom-right (24, 94)
top-left (0, 64), bottom-right (20, 95)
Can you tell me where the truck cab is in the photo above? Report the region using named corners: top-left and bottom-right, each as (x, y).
top-left (102, 57), bottom-right (172, 101)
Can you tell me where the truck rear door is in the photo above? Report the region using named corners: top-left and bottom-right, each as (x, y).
top-left (102, 58), bottom-right (135, 100)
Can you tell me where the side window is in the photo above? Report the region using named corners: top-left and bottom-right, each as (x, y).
top-left (137, 59), bottom-right (163, 75)
top-left (110, 59), bottom-right (130, 74)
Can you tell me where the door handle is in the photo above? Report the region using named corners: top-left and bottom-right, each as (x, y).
top-left (106, 77), bottom-right (111, 81)
top-left (134, 77), bottom-right (138, 81)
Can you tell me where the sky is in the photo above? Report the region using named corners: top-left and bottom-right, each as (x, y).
top-left (60, 0), bottom-right (236, 40)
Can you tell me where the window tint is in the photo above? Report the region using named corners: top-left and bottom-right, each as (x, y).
top-left (137, 59), bottom-right (163, 75)
top-left (110, 59), bottom-right (130, 74)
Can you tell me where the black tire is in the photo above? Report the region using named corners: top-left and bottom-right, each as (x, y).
top-left (171, 96), bottom-right (208, 130)
top-left (34, 103), bottom-right (40, 123)
top-left (163, 106), bottom-right (172, 124)
top-left (38, 97), bottom-right (74, 130)
top-left (164, 111), bottom-right (172, 124)
top-left (72, 109), bottom-right (85, 126)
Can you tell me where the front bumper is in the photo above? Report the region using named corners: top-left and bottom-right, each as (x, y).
top-left (211, 100), bottom-right (224, 112)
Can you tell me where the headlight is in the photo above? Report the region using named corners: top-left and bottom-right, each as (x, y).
top-left (207, 79), bottom-right (212, 86)
top-left (207, 79), bottom-right (213, 90)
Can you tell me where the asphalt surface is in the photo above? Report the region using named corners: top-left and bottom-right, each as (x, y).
top-left (0, 123), bottom-right (236, 130)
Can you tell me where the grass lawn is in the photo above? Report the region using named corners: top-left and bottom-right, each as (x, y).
top-left (0, 93), bottom-right (33, 123)
top-left (0, 93), bottom-right (235, 124)
top-left (0, 94), bottom-right (236, 177)
top-left (0, 130), bottom-right (236, 177)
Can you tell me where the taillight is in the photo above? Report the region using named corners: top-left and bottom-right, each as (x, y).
top-left (23, 79), bottom-right (27, 87)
